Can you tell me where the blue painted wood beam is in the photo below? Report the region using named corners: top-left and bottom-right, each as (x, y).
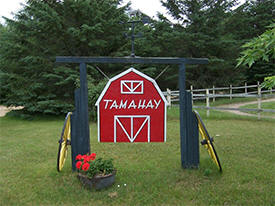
top-left (56, 56), bottom-right (208, 65)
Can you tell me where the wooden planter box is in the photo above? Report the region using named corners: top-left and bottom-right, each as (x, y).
top-left (77, 170), bottom-right (116, 190)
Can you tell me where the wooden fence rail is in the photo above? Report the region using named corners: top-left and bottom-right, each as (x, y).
top-left (163, 82), bottom-right (275, 119)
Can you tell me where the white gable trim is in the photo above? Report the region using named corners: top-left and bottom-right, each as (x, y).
top-left (95, 67), bottom-right (167, 106)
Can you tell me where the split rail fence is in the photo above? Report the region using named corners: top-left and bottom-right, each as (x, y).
top-left (163, 82), bottom-right (275, 119)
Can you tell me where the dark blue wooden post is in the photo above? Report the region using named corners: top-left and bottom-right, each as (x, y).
top-left (71, 89), bottom-right (80, 170)
top-left (79, 62), bottom-right (90, 152)
top-left (179, 64), bottom-right (188, 168)
top-left (179, 64), bottom-right (199, 168)
top-left (186, 91), bottom-right (199, 167)
top-left (71, 63), bottom-right (90, 171)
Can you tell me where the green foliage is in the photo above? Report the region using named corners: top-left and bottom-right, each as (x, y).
top-left (87, 78), bottom-right (108, 121)
top-left (262, 75), bottom-right (275, 89)
top-left (75, 69), bottom-right (108, 121)
top-left (160, 0), bottom-right (245, 87)
top-left (76, 153), bottom-right (115, 179)
top-left (203, 168), bottom-right (212, 176)
top-left (0, 0), bottom-right (129, 116)
top-left (1, 0), bottom-right (274, 117)
top-left (160, 0), bottom-right (274, 88)
top-left (86, 158), bottom-right (115, 178)
top-left (237, 23), bottom-right (275, 88)
top-left (233, 1), bottom-right (275, 85)
top-left (237, 23), bottom-right (275, 67)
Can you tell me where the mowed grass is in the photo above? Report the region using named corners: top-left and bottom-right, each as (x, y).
top-left (239, 101), bottom-right (275, 117)
top-left (0, 109), bottom-right (274, 206)
top-left (193, 97), bottom-right (258, 107)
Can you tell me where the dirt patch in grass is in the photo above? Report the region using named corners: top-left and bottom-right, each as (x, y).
top-left (0, 105), bottom-right (23, 117)
top-left (218, 98), bottom-right (275, 119)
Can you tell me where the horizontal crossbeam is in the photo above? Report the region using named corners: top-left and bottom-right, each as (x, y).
top-left (56, 56), bottom-right (208, 65)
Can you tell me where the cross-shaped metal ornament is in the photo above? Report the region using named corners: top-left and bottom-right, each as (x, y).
top-left (123, 16), bottom-right (150, 57)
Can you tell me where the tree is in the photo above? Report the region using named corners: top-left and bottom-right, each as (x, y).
top-left (160, 0), bottom-right (274, 88)
top-left (160, 0), bottom-right (243, 88)
top-left (237, 23), bottom-right (275, 89)
top-left (227, 0), bottom-right (275, 84)
top-left (0, 0), bottom-right (129, 116)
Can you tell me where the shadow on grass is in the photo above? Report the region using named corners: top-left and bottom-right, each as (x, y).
top-left (5, 110), bottom-right (66, 121)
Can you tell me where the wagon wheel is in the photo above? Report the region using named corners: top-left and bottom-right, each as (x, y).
top-left (57, 112), bottom-right (72, 172)
top-left (193, 110), bottom-right (222, 172)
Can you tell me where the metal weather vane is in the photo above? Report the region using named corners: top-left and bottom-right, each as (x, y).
top-left (122, 16), bottom-right (150, 57)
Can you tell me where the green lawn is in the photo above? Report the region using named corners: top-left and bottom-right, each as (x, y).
top-left (193, 96), bottom-right (274, 107)
top-left (0, 109), bottom-right (274, 206)
top-left (193, 97), bottom-right (258, 107)
top-left (239, 101), bottom-right (275, 117)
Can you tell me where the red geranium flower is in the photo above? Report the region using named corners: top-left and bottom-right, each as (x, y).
top-left (89, 153), bottom-right (96, 161)
top-left (83, 156), bottom-right (90, 163)
top-left (82, 163), bottom-right (90, 171)
top-left (76, 161), bottom-right (82, 169)
top-left (76, 154), bottom-right (82, 160)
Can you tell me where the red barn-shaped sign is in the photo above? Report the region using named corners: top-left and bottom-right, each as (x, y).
top-left (95, 68), bottom-right (167, 142)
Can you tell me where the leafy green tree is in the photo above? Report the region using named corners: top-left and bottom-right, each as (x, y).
top-left (226, 0), bottom-right (275, 84)
top-left (237, 23), bottom-right (275, 67)
top-left (0, 0), bottom-right (129, 116)
top-left (237, 23), bottom-right (275, 89)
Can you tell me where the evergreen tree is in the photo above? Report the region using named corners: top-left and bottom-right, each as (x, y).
top-left (160, 0), bottom-right (274, 88)
top-left (0, 0), bottom-right (129, 116)
top-left (160, 0), bottom-right (241, 88)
